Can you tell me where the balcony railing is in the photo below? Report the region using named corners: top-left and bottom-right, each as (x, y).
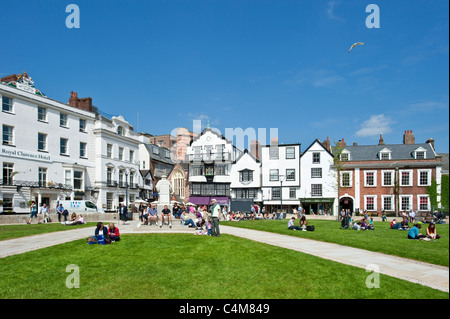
top-left (0, 180), bottom-right (72, 189)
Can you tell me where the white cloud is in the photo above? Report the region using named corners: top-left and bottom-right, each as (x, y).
top-left (326, 1), bottom-right (345, 22)
top-left (355, 114), bottom-right (394, 137)
top-left (292, 68), bottom-right (345, 88)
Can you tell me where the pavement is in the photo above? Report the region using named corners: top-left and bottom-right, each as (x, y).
top-left (0, 220), bottom-right (448, 293)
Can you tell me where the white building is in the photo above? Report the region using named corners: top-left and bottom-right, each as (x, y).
top-left (229, 149), bottom-right (262, 212)
top-left (299, 139), bottom-right (338, 216)
top-left (92, 114), bottom-right (142, 212)
top-left (1, 74), bottom-right (96, 213)
top-left (186, 128), bottom-right (242, 207)
top-left (261, 141), bottom-right (301, 213)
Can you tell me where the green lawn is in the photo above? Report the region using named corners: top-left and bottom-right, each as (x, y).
top-left (0, 222), bottom-right (95, 241)
top-left (0, 233), bottom-right (447, 299)
top-left (221, 219), bottom-right (449, 267)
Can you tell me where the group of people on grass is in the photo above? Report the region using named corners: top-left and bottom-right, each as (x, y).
top-left (87, 222), bottom-right (120, 244)
top-left (288, 214), bottom-right (309, 231)
top-left (27, 201), bottom-right (86, 226)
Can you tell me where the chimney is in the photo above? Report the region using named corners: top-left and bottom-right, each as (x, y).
top-left (337, 138), bottom-right (346, 147)
top-left (403, 130), bottom-right (415, 145)
top-left (271, 137), bottom-right (278, 145)
top-left (426, 138), bottom-right (435, 151)
top-left (378, 133), bottom-right (385, 146)
top-left (1, 74), bottom-right (19, 83)
top-left (322, 136), bottom-right (331, 152)
top-left (250, 140), bottom-right (261, 160)
top-left (69, 91), bottom-right (93, 112)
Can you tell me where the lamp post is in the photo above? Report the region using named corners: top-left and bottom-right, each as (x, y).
top-left (125, 172), bottom-right (129, 209)
top-left (279, 175), bottom-right (285, 219)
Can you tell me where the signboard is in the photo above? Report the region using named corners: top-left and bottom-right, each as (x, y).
top-left (1, 146), bottom-right (52, 163)
top-left (16, 82), bottom-right (36, 94)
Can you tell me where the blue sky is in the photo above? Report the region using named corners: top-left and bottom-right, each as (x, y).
top-left (1, 0), bottom-right (448, 152)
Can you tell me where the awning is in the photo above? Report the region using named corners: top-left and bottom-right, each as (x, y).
top-left (188, 196), bottom-right (229, 205)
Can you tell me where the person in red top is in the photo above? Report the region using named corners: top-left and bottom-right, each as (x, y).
top-left (108, 223), bottom-right (120, 242)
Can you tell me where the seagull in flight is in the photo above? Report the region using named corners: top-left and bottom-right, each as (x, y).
top-left (348, 42), bottom-right (365, 53)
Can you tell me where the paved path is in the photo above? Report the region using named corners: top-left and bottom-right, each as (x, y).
top-left (0, 221), bottom-right (448, 293)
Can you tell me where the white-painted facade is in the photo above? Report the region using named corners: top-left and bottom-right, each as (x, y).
top-left (92, 115), bottom-right (142, 211)
top-left (261, 143), bottom-right (301, 213)
top-left (186, 128), bottom-right (242, 206)
top-left (1, 82), bottom-right (96, 213)
top-left (230, 149), bottom-right (262, 202)
top-left (299, 139), bottom-right (338, 216)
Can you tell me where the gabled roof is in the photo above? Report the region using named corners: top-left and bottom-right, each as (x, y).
top-left (300, 139), bottom-right (334, 158)
top-left (233, 149), bottom-right (261, 164)
top-left (331, 143), bottom-right (437, 161)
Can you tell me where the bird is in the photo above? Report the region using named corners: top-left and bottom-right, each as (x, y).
top-left (348, 42), bottom-right (365, 53)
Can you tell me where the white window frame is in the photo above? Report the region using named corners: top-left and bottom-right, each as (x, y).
top-left (340, 171), bottom-right (353, 187)
top-left (400, 169), bottom-right (413, 186)
top-left (364, 170), bottom-right (377, 187)
top-left (60, 113), bottom-right (68, 128)
top-left (2, 95), bottom-right (13, 113)
top-left (38, 133), bottom-right (47, 151)
top-left (417, 169), bottom-right (431, 186)
top-left (417, 194), bottom-right (431, 211)
top-left (364, 195), bottom-right (377, 211)
top-left (37, 106), bottom-right (47, 122)
top-left (381, 195), bottom-right (395, 211)
top-left (286, 147), bottom-right (295, 159)
top-left (381, 170), bottom-right (394, 187)
top-left (60, 138), bottom-right (69, 155)
top-left (269, 169), bottom-right (279, 181)
top-left (400, 195), bottom-right (413, 211)
top-left (340, 150), bottom-right (350, 162)
top-left (413, 148), bottom-right (427, 159)
top-left (311, 167), bottom-right (322, 178)
top-left (286, 169), bottom-right (296, 181)
top-left (378, 148), bottom-right (391, 160)
top-left (2, 124), bottom-right (14, 145)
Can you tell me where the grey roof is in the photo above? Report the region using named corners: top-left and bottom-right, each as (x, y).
top-left (332, 143), bottom-right (437, 161)
top-left (438, 153), bottom-right (449, 173)
top-left (144, 144), bottom-right (174, 165)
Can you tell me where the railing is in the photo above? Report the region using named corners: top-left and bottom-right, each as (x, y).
top-left (0, 180), bottom-right (72, 189)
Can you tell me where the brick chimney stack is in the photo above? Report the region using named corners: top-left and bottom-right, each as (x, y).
top-left (426, 138), bottom-right (435, 151)
top-left (337, 138), bottom-right (346, 147)
top-left (1, 74), bottom-right (19, 83)
top-left (378, 133), bottom-right (385, 145)
top-left (403, 130), bottom-right (415, 145)
top-left (68, 91), bottom-right (93, 112)
top-left (322, 136), bottom-right (331, 152)
top-left (250, 140), bottom-right (261, 160)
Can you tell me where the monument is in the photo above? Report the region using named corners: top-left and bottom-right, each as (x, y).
top-left (155, 175), bottom-right (173, 212)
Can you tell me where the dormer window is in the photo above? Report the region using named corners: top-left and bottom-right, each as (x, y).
top-left (413, 147), bottom-right (426, 159)
top-left (340, 149), bottom-right (350, 161)
top-left (379, 148), bottom-right (391, 160)
top-left (117, 126), bottom-right (125, 136)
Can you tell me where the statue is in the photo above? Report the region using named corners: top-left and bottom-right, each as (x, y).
top-left (155, 175), bottom-right (172, 205)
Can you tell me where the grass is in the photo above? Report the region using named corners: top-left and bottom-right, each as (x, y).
top-left (221, 219), bottom-right (449, 267)
top-left (0, 233), bottom-right (448, 299)
top-left (0, 222), bottom-right (95, 241)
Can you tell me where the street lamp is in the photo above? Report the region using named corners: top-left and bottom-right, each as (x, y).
top-left (279, 174), bottom-right (285, 219)
top-left (125, 172), bottom-right (129, 209)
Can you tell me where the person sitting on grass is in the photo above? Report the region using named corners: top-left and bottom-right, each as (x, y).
top-left (181, 210), bottom-right (196, 228)
top-left (400, 219), bottom-right (410, 231)
top-left (65, 214), bottom-right (84, 225)
top-left (299, 214), bottom-right (308, 229)
top-left (288, 217), bottom-right (302, 231)
top-left (426, 222), bottom-right (441, 240)
top-left (108, 223), bottom-right (120, 242)
top-left (407, 223), bottom-right (427, 240)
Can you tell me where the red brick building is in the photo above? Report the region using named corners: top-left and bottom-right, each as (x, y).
top-left (327, 131), bottom-right (443, 216)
